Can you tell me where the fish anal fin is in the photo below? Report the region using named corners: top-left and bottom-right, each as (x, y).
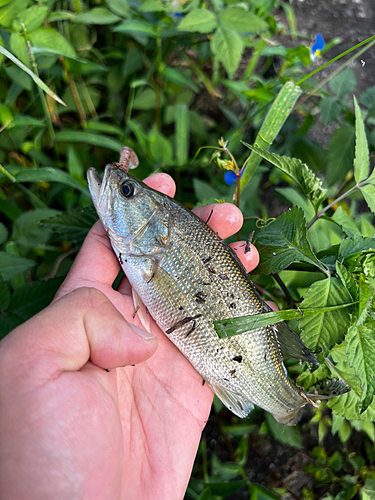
top-left (306, 378), bottom-right (351, 401)
top-left (272, 322), bottom-right (319, 365)
top-left (132, 288), bottom-right (151, 332)
top-left (207, 381), bottom-right (254, 418)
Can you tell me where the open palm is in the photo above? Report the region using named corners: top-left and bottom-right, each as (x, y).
top-left (0, 174), bottom-right (259, 500)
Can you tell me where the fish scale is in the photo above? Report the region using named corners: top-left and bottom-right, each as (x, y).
top-left (87, 150), bottom-right (331, 424)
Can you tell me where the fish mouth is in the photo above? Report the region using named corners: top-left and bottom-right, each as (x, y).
top-left (87, 165), bottom-right (112, 214)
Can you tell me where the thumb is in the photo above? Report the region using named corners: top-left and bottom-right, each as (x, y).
top-left (0, 287), bottom-right (158, 377)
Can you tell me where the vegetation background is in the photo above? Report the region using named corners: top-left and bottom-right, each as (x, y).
top-left (0, 0), bottom-right (375, 498)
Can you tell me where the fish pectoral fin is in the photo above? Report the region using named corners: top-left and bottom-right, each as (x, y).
top-left (272, 322), bottom-right (319, 365)
top-left (306, 378), bottom-right (351, 400)
top-left (207, 381), bottom-right (254, 418)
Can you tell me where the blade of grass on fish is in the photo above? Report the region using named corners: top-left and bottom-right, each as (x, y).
top-left (0, 45), bottom-right (66, 106)
top-left (214, 302), bottom-right (356, 339)
top-left (239, 82), bottom-right (302, 193)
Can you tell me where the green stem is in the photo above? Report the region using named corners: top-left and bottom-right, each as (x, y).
top-left (297, 34), bottom-right (375, 85)
top-left (0, 164), bottom-right (15, 182)
top-left (307, 180), bottom-right (370, 230)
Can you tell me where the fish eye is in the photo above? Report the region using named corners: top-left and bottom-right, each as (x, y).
top-left (121, 181), bottom-right (136, 198)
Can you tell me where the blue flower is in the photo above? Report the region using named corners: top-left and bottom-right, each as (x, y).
top-left (311, 33), bottom-right (325, 61)
top-left (224, 170), bottom-right (245, 185)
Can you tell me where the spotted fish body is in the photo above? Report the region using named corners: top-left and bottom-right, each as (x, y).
top-left (87, 149), bottom-right (319, 424)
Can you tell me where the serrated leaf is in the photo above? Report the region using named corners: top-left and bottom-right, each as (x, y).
top-left (326, 126), bottom-right (355, 185)
top-left (43, 207), bottom-right (98, 245)
top-left (244, 144), bottom-right (326, 210)
top-left (211, 26), bottom-right (243, 78)
top-left (336, 261), bottom-right (358, 301)
top-left (265, 413), bottom-right (302, 449)
top-left (356, 274), bottom-right (374, 326)
top-left (0, 252), bottom-right (36, 281)
top-left (178, 9), bottom-right (217, 33)
top-left (139, 0), bottom-right (166, 12)
top-left (74, 8), bottom-right (121, 24)
top-left (347, 321), bottom-right (375, 412)
top-left (9, 277), bottom-right (64, 321)
top-left (255, 206), bottom-right (327, 275)
top-left (360, 184), bottom-right (375, 213)
top-left (14, 168), bottom-right (89, 195)
top-left (55, 131), bottom-right (123, 152)
top-left (339, 236), bottom-right (375, 259)
top-left (329, 68), bottom-right (357, 98)
top-left (296, 363), bottom-right (331, 390)
top-left (332, 206), bottom-right (360, 237)
top-left (353, 96), bottom-right (370, 183)
top-left (360, 86), bottom-right (375, 109)
top-left (219, 7), bottom-right (268, 33)
top-left (299, 277), bottom-right (352, 358)
top-left (0, 276), bottom-right (11, 311)
top-left (12, 208), bottom-right (61, 248)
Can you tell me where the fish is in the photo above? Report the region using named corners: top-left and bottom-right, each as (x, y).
top-left (87, 147), bottom-right (346, 425)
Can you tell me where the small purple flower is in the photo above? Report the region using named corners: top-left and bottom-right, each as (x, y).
top-left (311, 33), bottom-right (325, 61)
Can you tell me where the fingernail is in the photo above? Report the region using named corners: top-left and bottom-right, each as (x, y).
top-left (129, 322), bottom-right (156, 340)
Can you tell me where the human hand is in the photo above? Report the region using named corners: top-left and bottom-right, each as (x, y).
top-left (0, 173), bottom-right (259, 500)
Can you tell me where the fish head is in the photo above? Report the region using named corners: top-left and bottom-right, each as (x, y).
top-left (87, 161), bottom-right (170, 256)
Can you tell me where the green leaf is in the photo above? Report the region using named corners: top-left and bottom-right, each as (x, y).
top-left (346, 320), bottom-right (375, 412)
top-left (0, 276), bottom-right (11, 311)
top-left (67, 146), bottom-right (84, 180)
top-left (14, 168), bottom-right (89, 195)
top-left (360, 86), bottom-right (375, 109)
top-left (74, 8), bottom-right (121, 25)
top-left (336, 261), bottom-right (358, 301)
top-left (139, 0), bottom-right (166, 12)
top-left (326, 126), bottom-right (355, 185)
top-left (339, 236), bottom-right (375, 259)
top-left (9, 277), bottom-right (64, 321)
top-left (356, 274), bottom-right (374, 326)
top-left (362, 479), bottom-right (375, 500)
top-left (178, 9), bottom-right (217, 33)
top-left (329, 68), bottom-right (357, 98)
top-left (29, 28), bottom-right (76, 59)
top-left (0, 252), bottom-right (36, 281)
top-left (219, 7), bottom-right (268, 33)
top-left (243, 144), bottom-right (326, 210)
top-left (175, 103), bottom-right (189, 167)
top-left (12, 6), bottom-right (49, 33)
top-left (319, 97), bottom-right (345, 125)
top-left (353, 96), bottom-right (370, 183)
top-left (208, 479), bottom-right (248, 496)
top-left (12, 208), bottom-right (61, 248)
top-left (105, 0), bottom-right (130, 17)
top-left (0, 0), bottom-right (28, 28)
top-left (286, 45), bottom-right (311, 66)
top-left (112, 20), bottom-right (157, 38)
top-left (0, 221), bottom-right (8, 244)
top-left (55, 131), bottom-right (123, 152)
top-left (299, 277), bottom-right (352, 358)
top-left (0, 44), bottom-right (66, 105)
top-left (148, 127), bottom-right (173, 166)
top-left (193, 178), bottom-right (219, 203)
top-left (214, 302), bottom-right (354, 339)
top-left (360, 184), bottom-right (375, 213)
top-left (240, 82), bottom-right (302, 192)
top-left (211, 26), bottom-right (243, 78)
top-left (43, 207), bottom-right (98, 245)
top-left (161, 67), bottom-right (198, 92)
top-left (265, 413), bottom-right (302, 449)
top-left (332, 206), bottom-right (360, 237)
top-left (255, 206), bottom-right (327, 275)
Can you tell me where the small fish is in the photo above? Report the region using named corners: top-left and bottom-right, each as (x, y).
top-left (87, 147), bottom-right (348, 425)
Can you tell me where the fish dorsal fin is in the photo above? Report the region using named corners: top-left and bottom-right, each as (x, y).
top-left (306, 378), bottom-right (351, 401)
top-left (271, 321), bottom-right (319, 365)
top-left (207, 381), bottom-right (254, 418)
